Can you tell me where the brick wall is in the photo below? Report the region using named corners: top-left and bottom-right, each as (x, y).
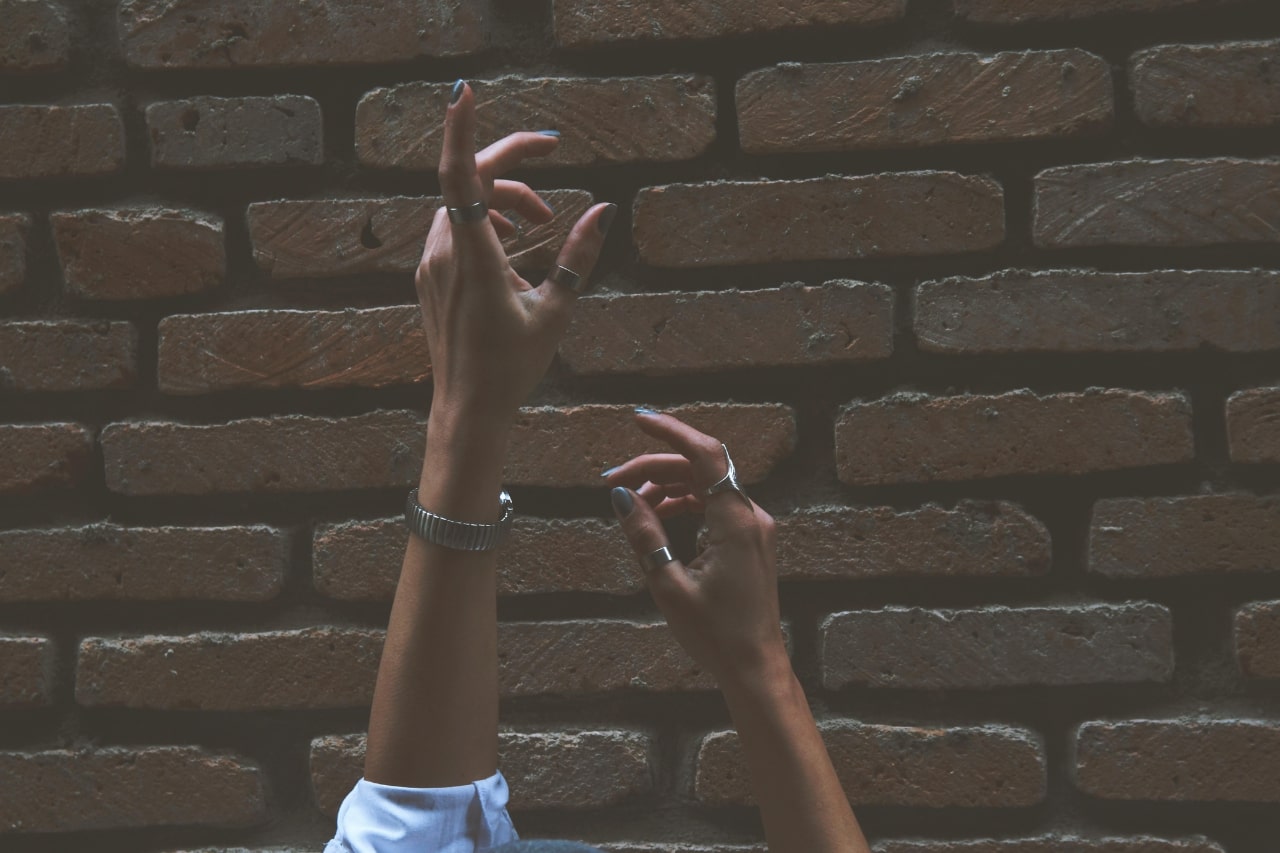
top-left (1, 0), bottom-right (1278, 850)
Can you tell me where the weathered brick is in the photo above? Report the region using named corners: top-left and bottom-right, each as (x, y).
top-left (1090, 494), bottom-right (1280, 578)
top-left (51, 207), bottom-right (225, 300)
top-left (0, 635), bottom-right (53, 708)
top-left (822, 604), bottom-right (1173, 689)
top-left (118, 0), bottom-right (488, 68)
top-left (357, 75), bottom-right (716, 170)
top-left (146, 95), bottom-right (323, 169)
top-left (0, 104), bottom-right (124, 180)
top-left (874, 837), bottom-right (1226, 853)
top-left (313, 516), bottom-right (643, 601)
top-left (955, 0), bottom-right (1244, 23)
top-left (0, 524), bottom-right (285, 602)
top-left (553, 0), bottom-right (905, 48)
top-left (76, 628), bottom-right (384, 710)
top-left (158, 307), bottom-right (428, 394)
top-left (0, 320), bottom-right (137, 391)
top-left (0, 213), bottom-right (29, 293)
top-left (1133, 40), bottom-right (1280, 128)
top-left (776, 501), bottom-right (1050, 580)
top-left (916, 269), bottom-right (1280, 354)
top-left (836, 389), bottom-right (1193, 486)
top-left (561, 282), bottom-right (892, 376)
top-left (310, 730), bottom-right (654, 815)
top-left (1235, 600), bottom-right (1280, 679)
top-left (696, 721), bottom-right (1045, 807)
top-left (0, 747), bottom-right (266, 832)
top-left (0, 423), bottom-right (93, 494)
top-left (0, 0), bottom-right (70, 71)
top-left (247, 190), bottom-right (591, 279)
top-left (600, 846), bottom-right (765, 853)
top-left (1074, 718), bottom-right (1280, 801)
top-left (739, 50), bottom-right (1112, 154)
top-left (634, 174), bottom-right (1004, 267)
top-left (1227, 386), bottom-right (1280, 464)
top-left (1034, 158), bottom-right (1280, 249)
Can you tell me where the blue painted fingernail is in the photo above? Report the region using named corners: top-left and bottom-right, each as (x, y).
top-left (451, 79), bottom-right (466, 104)
top-left (537, 129), bottom-right (561, 137)
top-left (611, 487), bottom-right (635, 518)
top-left (598, 203), bottom-right (618, 235)
top-left (601, 466), bottom-right (619, 478)
top-left (635, 407), bottom-right (659, 416)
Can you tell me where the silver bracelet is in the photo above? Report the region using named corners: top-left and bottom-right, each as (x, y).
top-left (404, 488), bottom-right (515, 551)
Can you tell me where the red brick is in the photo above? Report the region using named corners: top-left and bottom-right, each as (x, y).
top-left (146, 95), bottom-right (323, 169)
top-left (634, 174), bottom-right (1004, 267)
top-left (247, 190), bottom-right (591, 279)
top-left (1033, 158), bottom-right (1280, 249)
top-left (0, 524), bottom-right (286, 602)
top-left (1090, 494), bottom-right (1280, 578)
top-left (955, 0), bottom-right (1244, 23)
top-left (357, 75), bottom-right (716, 170)
top-left (158, 307), bottom-right (428, 394)
top-left (0, 320), bottom-right (137, 391)
top-left (822, 603), bottom-right (1173, 689)
top-left (0, 104), bottom-right (124, 180)
top-left (836, 389), bottom-right (1193, 486)
top-left (0, 0), bottom-right (70, 71)
top-left (776, 501), bottom-right (1050, 580)
top-left (1073, 718), bottom-right (1280, 801)
top-left (118, 0), bottom-right (488, 68)
top-left (1234, 600), bottom-right (1280, 679)
top-left (0, 635), bottom-right (53, 708)
top-left (739, 50), bottom-right (1112, 154)
top-left (0, 747), bottom-right (266, 831)
top-left (1227, 386), bottom-right (1280, 464)
top-left (874, 838), bottom-right (1226, 853)
top-left (0, 422), bottom-right (93, 494)
top-left (0, 213), bottom-right (29, 293)
top-left (310, 730), bottom-right (654, 815)
top-left (1133, 40), bottom-right (1280, 128)
top-left (313, 516), bottom-right (643, 601)
top-left (916, 269), bottom-right (1280, 354)
top-left (52, 207), bottom-right (225, 300)
top-left (553, 0), bottom-right (905, 48)
top-left (76, 628), bottom-right (384, 710)
top-left (560, 282), bottom-right (893, 376)
top-left (695, 721), bottom-right (1045, 807)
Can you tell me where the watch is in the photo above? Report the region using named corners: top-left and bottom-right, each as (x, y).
top-left (404, 488), bottom-right (515, 551)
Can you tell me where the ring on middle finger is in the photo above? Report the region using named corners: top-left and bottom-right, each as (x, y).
top-left (548, 264), bottom-right (587, 294)
top-left (447, 200), bottom-right (489, 224)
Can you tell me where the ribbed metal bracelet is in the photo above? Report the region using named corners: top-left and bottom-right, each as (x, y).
top-left (404, 488), bottom-right (514, 551)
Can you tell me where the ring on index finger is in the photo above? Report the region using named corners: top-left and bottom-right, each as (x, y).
top-left (703, 443), bottom-right (751, 507)
top-left (548, 264), bottom-right (588, 294)
top-left (447, 200), bottom-right (489, 224)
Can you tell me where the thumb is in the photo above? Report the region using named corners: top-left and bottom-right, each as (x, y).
top-left (610, 486), bottom-right (692, 610)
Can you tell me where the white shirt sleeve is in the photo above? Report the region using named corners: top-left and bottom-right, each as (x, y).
top-left (323, 769), bottom-right (519, 853)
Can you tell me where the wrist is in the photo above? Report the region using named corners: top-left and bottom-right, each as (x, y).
top-left (418, 405), bottom-right (512, 524)
top-left (717, 643), bottom-right (797, 710)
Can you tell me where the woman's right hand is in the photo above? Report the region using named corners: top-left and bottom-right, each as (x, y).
top-left (603, 410), bottom-right (788, 688)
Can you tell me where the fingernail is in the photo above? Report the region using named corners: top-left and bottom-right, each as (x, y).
top-left (635, 406), bottom-right (659, 416)
top-left (451, 79), bottom-right (466, 104)
top-left (537, 129), bottom-right (561, 138)
top-left (598, 203), bottom-right (618, 235)
top-left (601, 466), bottom-right (619, 478)
top-left (611, 486), bottom-right (634, 517)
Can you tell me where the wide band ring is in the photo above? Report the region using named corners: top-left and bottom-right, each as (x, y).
top-left (704, 443), bottom-right (751, 506)
top-left (645, 546), bottom-right (675, 572)
top-left (447, 201), bottom-right (489, 224)
top-left (548, 264), bottom-right (586, 293)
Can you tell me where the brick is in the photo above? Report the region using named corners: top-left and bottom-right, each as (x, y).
top-left (776, 501), bottom-right (1050, 580)
top-left (553, 0), bottom-right (905, 48)
top-left (836, 389), bottom-right (1193, 486)
top-left (634, 174), bottom-right (1003, 268)
top-left (1234, 600), bottom-right (1280, 679)
top-left (874, 838), bottom-right (1226, 853)
top-left (313, 516), bottom-right (643, 601)
top-left (1033, 158), bottom-right (1280, 249)
top-left (0, 524), bottom-right (286, 602)
top-left (1227, 386), bottom-right (1280, 464)
top-left (739, 50), bottom-right (1111, 155)
top-left (915, 269), bottom-right (1280, 354)
top-left (357, 75), bottom-right (716, 170)
top-left (696, 721), bottom-right (1045, 807)
top-left (955, 0), bottom-right (1244, 23)
top-left (158, 307), bottom-right (428, 394)
top-left (0, 320), bottom-right (137, 391)
top-left (0, 635), bottom-right (53, 708)
top-left (146, 95), bottom-right (323, 169)
top-left (0, 213), bottom-right (30, 293)
top-left (52, 207), bottom-right (225, 300)
top-left (76, 628), bottom-right (384, 710)
top-left (118, 0), bottom-right (488, 69)
top-left (1133, 40), bottom-right (1280, 128)
top-left (0, 0), bottom-right (70, 71)
top-left (0, 104), bottom-right (124, 180)
top-left (1074, 718), bottom-right (1280, 801)
top-left (0, 423), bottom-right (92, 494)
top-left (821, 603), bottom-right (1173, 689)
top-left (1090, 494), bottom-right (1280, 578)
top-left (310, 730), bottom-right (653, 815)
top-left (247, 190), bottom-right (591, 279)
top-left (560, 282), bottom-right (893, 376)
top-left (0, 747), bottom-right (266, 831)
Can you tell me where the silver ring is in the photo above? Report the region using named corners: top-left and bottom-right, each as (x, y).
top-left (447, 201), bottom-right (489, 224)
top-left (703, 443), bottom-right (751, 506)
top-left (645, 546), bottom-right (675, 572)
top-left (548, 264), bottom-right (586, 293)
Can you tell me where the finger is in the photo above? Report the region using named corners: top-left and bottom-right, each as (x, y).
top-left (439, 80), bottom-right (488, 221)
top-left (477, 131), bottom-right (560, 181)
top-left (636, 480), bottom-right (696, 507)
top-left (528, 202), bottom-right (617, 322)
top-left (655, 495), bottom-right (705, 519)
top-left (491, 179), bottom-right (554, 225)
top-left (631, 409), bottom-right (731, 491)
top-left (610, 486), bottom-right (694, 608)
top-left (603, 453), bottom-right (694, 489)
top-left (489, 210), bottom-right (517, 239)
